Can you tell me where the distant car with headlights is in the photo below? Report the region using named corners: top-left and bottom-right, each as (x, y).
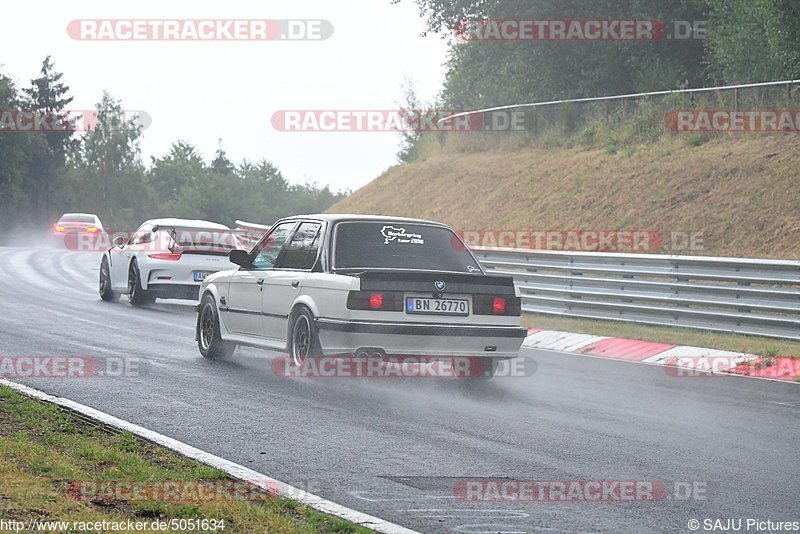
top-left (195, 214), bottom-right (527, 377)
top-left (99, 218), bottom-right (241, 305)
top-left (52, 213), bottom-right (104, 248)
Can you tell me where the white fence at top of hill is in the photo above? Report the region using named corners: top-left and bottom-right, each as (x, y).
top-left (437, 78), bottom-right (800, 133)
top-left (472, 247), bottom-right (800, 341)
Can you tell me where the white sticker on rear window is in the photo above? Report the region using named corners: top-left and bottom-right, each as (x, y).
top-left (381, 225), bottom-right (424, 245)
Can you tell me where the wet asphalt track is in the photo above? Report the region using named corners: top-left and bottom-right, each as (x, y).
top-left (0, 246), bottom-right (798, 533)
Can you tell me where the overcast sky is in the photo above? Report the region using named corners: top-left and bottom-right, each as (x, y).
top-left (1, 1), bottom-right (449, 193)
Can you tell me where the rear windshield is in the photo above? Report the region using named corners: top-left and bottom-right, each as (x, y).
top-left (333, 221), bottom-right (482, 273)
top-left (59, 214), bottom-right (95, 223)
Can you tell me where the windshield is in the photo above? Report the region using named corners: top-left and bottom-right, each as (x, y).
top-left (59, 214), bottom-right (95, 223)
top-left (333, 221), bottom-right (481, 273)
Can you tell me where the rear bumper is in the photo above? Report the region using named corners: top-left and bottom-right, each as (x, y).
top-left (315, 318), bottom-right (527, 358)
top-left (146, 283), bottom-right (200, 300)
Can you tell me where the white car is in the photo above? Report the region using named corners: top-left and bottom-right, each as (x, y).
top-left (99, 218), bottom-right (241, 305)
top-left (195, 214), bottom-right (527, 377)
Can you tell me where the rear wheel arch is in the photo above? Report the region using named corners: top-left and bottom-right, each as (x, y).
top-left (286, 304), bottom-right (322, 359)
top-left (127, 258), bottom-right (154, 306)
top-left (130, 256), bottom-right (150, 290)
top-left (292, 294), bottom-right (321, 318)
top-left (286, 303), bottom-right (310, 349)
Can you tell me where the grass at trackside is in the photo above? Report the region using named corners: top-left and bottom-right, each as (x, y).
top-left (522, 313), bottom-right (800, 358)
top-left (0, 386), bottom-right (371, 533)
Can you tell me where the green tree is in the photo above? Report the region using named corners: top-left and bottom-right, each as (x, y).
top-left (67, 92), bottom-right (146, 227)
top-left (395, 77), bottom-right (429, 163)
top-left (147, 141), bottom-right (206, 210)
top-left (0, 70), bottom-right (49, 232)
top-left (705, 0), bottom-right (800, 83)
top-left (403, 0), bottom-right (707, 108)
top-left (24, 56), bottom-right (75, 158)
top-left (211, 140), bottom-right (235, 175)
top-left (0, 58), bottom-right (346, 241)
top-left (23, 56), bottom-right (75, 222)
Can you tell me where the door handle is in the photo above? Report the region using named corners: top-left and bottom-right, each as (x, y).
top-left (256, 278), bottom-right (265, 285)
top-left (291, 280), bottom-right (299, 288)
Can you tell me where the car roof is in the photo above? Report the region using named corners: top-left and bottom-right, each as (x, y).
top-left (143, 218), bottom-right (230, 230)
top-left (275, 213), bottom-right (449, 227)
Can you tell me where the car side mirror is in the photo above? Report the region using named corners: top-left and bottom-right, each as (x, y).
top-left (112, 236), bottom-right (125, 247)
top-left (229, 249), bottom-right (250, 267)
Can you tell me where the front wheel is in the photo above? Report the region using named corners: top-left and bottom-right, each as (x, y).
top-left (198, 294), bottom-right (236, 359)
top-left (289, 308), bottom-right (322, 366)
top-left (99, 257), bottom-right (119, 302)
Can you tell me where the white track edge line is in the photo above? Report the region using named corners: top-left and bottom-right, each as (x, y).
top-left (0, 378), bottom-right (419, 534)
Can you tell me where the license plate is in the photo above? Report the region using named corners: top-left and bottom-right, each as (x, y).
top-left (193, 271), bottom-right (212, 282)
top-left (406, 297), bottom-right (469, 316)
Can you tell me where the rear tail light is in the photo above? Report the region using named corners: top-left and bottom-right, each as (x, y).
top-left (86, 226), bottom-right (99, 233)
top-left (347, 291), bottom-right (404, 311)
top-left (493, 296), bottom-right (506, 314)
top-left (148, 253), bottom-right (182, 261)
top-left (473, 295), bottom-right (521, 316)
top-left (369, 292), bottom-right (383, 309)
top-left (54, 225), bottom-right (65, 232)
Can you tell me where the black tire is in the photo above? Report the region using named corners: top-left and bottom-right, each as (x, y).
top-left (99, 257), bottom-right (119, 302)
top-left (288, 307), bottom-right (322, 366)
top-left (459, 357), bottom-right (500, 381)
top-left (480, 358), bottom-right (501, 380)
top-left (198, 294), bottom-right (236, 359)
top-left (127, 259), bottom-right (155, 306)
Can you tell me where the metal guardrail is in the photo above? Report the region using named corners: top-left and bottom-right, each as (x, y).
top-left (438, 78), bottom-right (800, 125)
top-left (472, 247), bottom-right (800, 341)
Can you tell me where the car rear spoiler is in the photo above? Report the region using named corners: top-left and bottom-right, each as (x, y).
top-left (234, 220), bottom-right (272, 231)
top-left (151, 225), bottom-right (238, 255)
top-left (233, 220), bottom-right (272, 249)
